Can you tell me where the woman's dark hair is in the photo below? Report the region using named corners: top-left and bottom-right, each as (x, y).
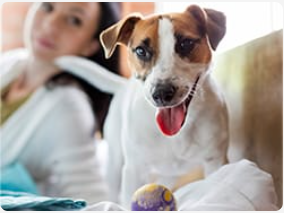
top-left (47, 2), bottom-right (121, 134)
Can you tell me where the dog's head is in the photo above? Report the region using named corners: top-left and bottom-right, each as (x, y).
top-left (100, 5), bottom-right (226, 136)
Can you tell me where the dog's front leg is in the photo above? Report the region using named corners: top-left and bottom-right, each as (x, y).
top-left (203, 122), bottom-right (229, 176)
top-left (120, 162), bottom-right (148, 209)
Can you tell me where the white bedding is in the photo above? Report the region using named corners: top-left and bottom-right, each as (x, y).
top-left (83, 159), bottom-right (278, 211)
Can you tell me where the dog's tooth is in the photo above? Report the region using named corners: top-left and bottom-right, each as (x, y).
top-left (183, 103), bottom-right (187, 111)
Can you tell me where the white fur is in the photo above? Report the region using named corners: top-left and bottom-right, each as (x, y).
top-left (156, 18), bottom-right (175, 74)
top-left (144, 18), bottom-right (176, 105)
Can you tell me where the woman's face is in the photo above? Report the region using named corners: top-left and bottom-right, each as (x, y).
top-left (29, 2), bottom-right (101, 61)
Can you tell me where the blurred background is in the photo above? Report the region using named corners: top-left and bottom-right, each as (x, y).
top-left (2, 2), bottom-right (282, 75)
top-left (1, 2), bottom-right (155, 76)
top-left (1, 1), bottom-right (283, 207)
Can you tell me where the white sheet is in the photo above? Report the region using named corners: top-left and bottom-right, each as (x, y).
top-left (83, 159), bottom-right (278, 211)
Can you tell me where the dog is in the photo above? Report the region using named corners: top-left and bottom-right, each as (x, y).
top-left (56, 4), bottom-right (228, 208)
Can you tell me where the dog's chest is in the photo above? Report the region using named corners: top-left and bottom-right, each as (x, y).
top-left (121, 81), bottom-right (205, 172)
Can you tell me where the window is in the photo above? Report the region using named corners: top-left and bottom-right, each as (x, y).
top-left (156, 2), bottom-right (283, 52)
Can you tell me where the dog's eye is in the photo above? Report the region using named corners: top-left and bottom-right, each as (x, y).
top-left (180, 39), bottom-right (195, 51)
top-left (136, 47), bottom-right (146, 56)
top-left (135, 46), bottom-right (152, 61)
top-left (175, 35), bottom-right (197, 57)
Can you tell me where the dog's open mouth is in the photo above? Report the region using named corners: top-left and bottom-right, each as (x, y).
top-left (155, 76), bottom-right (200, 136)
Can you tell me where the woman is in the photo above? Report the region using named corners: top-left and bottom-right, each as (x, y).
top-left (1, 2), bottom-right (120, 204)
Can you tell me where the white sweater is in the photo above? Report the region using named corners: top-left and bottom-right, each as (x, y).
top-left (0, 49), bottom-right (109, 204)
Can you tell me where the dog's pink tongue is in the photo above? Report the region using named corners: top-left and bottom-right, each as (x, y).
top-left (156, 103), bottom-right (186, 136)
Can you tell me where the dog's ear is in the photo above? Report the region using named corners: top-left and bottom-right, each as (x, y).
top-left (100, 13), bottom-right (142, 59)
top-left (186, 5), bottom-right (226, 50)
top-left (204, 8), bottom-right (226, 50)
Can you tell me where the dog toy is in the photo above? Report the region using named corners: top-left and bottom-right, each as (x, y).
top-left (131, 183), bottom-right (177, 211)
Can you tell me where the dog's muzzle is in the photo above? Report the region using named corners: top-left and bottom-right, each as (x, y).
top-left (154, 76), bottom-right (200, 136)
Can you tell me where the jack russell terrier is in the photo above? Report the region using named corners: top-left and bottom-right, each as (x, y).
top-left (56, 4), bottom-right (229, 208)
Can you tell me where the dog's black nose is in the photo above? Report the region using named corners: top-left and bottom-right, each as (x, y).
top-left (152, 84), bottom-right (177, 105)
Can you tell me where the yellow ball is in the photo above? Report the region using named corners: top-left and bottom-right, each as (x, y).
top-left (131, 183), bottom-right (177, 211)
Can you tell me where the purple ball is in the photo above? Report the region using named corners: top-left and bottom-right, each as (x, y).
top-left (131, 184), bottom-right (177, 211)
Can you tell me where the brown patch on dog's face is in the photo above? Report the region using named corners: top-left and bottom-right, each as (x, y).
top-left (127, 16), bottom-right (160, 80)
top-left (169, 12), bottom-right (212, 65)
top-left (126, 10), bottom-right (213, 81)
